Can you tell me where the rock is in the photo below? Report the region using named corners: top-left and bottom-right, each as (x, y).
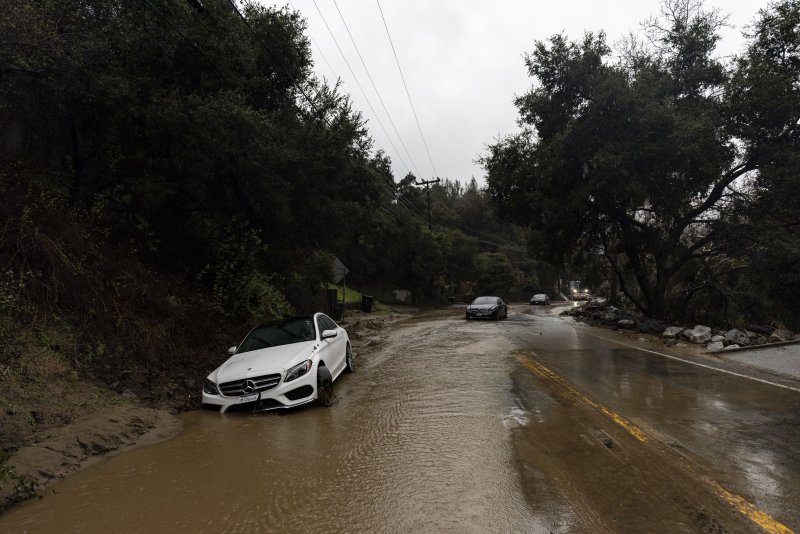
top-left (617, 319), bottom-right (636, 329)
top-left (121, 389), bottom-right (138, 399)
top-left (638, 318), bottom-right (667, 335)
top-left (663, 326), bottom-right (684, 339)
top-left (754, 336), bottom-right (768, 345)
top-left (602, 313), bottom-right (621, 325)
top-left (769, 329), bottom-right (792, 343)
top-left (706, 341), bottom-right (725, 352)
top-left (723, 344), bottom-right (740, 351)
top-left (676, 342), bottom-right (687, 347)
top-left (711, 335), bottom-right (726, 344)
top-left (684, 325), bottom-right (712, 344)
top-left (689, 331), bottom-right (712, 344)
top-left (637, 337), bottom-right (648, 342)
top-left (664, 339), bottom-right (677, 347)
top-left (724, 329), bottom-right (750, 346)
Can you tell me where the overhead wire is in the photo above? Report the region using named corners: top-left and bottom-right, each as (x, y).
top-left (151, 1), bottom-right (524, 252)
top-left (331, 0), bottom-right (422, 180)
top-left (309, 0), bottom-right (416, 179)
top-left (290, 0), bottom-right (429, 221)
top-left (375, 0), bottom-right (439, 179)
top-left (143, 0), bottom-right (427, 225)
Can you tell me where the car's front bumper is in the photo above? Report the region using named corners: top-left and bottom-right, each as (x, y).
top-left (202, 369), bottom-right (319, 413)
top-left (466, 309), bottom-right (498, 319)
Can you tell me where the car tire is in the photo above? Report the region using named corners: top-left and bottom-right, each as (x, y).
top-left (317, 366), bottom-right (334, 407)
top-left (345, 343), bottom-right (354, 373)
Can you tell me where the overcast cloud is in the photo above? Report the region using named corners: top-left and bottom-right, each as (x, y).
top-left (273, 0), bottom-right (769, 184)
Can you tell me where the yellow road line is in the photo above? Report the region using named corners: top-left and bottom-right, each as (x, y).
top-left (516, 352), bottom-right (796, 534)
top-left (703, 477), bottom-right (795, 534)
top-left (517, 354), bottom-right (648, 442)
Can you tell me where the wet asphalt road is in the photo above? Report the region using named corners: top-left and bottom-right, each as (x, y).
top-left (1, 304), bottom-right (799, 533)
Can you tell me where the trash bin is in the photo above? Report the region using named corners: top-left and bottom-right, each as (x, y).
top-left (332, 302), bottom-right (344, 321)
top-left (325, 288), bottom-right (338, 318)
top-left (361, 295), bottom-right (374, 313)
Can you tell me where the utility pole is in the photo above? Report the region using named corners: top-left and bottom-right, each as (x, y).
top-left (415, 178), bottom-right (440, 230)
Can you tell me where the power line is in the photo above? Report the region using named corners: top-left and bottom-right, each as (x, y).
top-left (309, 0), bottom-right (416, 178)
top-left (331, 0), bottom-right (422, 179)
top-left (149, 2), bottom-right (525, 253)
top-left (376, 0), bottom-right (439, 179)
top-left (223, 0), bottom-right (433, 226)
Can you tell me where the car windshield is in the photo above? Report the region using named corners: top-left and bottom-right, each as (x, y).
top-left (472, 297), bottom-right (497, 305)
top-left (534, 294), bottom-right (546, 298)
top-left (237, 318), bottom-right (316, 354)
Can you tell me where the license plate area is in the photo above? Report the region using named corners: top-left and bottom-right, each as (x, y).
top-left (236, 393), bottom-right (259, 404)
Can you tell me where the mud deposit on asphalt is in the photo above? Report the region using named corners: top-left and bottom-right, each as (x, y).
top-left (0, 309), bottom-right (578, 533)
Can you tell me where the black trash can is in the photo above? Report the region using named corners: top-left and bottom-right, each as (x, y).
top-left (332, 301), bottom-right (344, 321)
top-left (361, 295), bottom-right (374, 313)
top-left (325, 288), bottom-right (338, 318)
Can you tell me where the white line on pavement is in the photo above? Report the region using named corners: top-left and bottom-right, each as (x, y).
top-left (587, 332), bottom-right (800, 394)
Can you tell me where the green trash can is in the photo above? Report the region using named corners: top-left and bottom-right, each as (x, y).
top-left (361, 295), bottom-right (374, 312)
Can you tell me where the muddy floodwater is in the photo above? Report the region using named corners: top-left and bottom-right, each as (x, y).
top-left (2, 305), bottom-right (799, 533)
top-left (1, 311), bottom-right (575, 533)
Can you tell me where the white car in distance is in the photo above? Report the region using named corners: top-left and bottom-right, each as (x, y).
top-left (202, 314), bottom-right (353, 413)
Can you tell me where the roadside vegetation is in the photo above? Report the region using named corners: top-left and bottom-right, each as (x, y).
top-left (483, 0), bottom-right (800, 329)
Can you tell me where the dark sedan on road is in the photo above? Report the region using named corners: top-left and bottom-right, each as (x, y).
top-left (529, 293), bottom-right (550, 305)
top-left (465, 296), bottom-right (508, 320)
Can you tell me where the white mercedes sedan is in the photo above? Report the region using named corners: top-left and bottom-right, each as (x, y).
top-left (202, 314), bottom-right (353, 413)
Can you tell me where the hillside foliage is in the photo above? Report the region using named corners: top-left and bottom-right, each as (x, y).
top-left (483, 0), bottom-right (800, 327)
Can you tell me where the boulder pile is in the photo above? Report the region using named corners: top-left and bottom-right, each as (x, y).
top-left (561, 300), bottom-right (798, 352)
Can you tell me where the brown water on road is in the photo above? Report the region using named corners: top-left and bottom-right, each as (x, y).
top-left (5, 306), bottom-right (797, 533)
top-left (1, 315), bottom-right (578, 533)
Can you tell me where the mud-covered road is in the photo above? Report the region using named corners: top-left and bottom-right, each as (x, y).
top-left (2, 305), bottom-right (799, 533)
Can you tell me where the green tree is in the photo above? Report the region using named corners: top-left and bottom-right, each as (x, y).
top-left (475, 253), bottom-right (516, 296)
top-left (483, 0), bottom-right (798, 320)
top-left (718, 0), bottom-right (800, 327)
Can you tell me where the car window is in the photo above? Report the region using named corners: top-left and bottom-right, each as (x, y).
top-left (318, 314), bottom-right (337, 331)
top-left (473, 297), bottom-right (496, 305)
top-left (237, 318), bottom-right (316, 353)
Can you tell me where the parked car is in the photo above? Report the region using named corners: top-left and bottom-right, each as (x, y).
top-left (465, 296), bottom-right (508, 320)
top-left (529, 293), bottom-right (550, 305)
top-left (202, 314), bottom-right (353, 413)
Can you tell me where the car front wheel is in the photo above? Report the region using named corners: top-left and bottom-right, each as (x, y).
top-left (345, 343), bottom-right (354, 373)
top-left (317, 366), bottom-right (334, 407)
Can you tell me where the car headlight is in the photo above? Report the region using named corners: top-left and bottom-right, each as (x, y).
top-left (203, 378), bottom-right (219, 395)
top-left (489, 305), bottom-right (497, 311)
top-left (285, 360), bottom-right (313, 383)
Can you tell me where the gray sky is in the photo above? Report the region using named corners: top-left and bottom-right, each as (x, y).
top-left (274, 0), bottom-right (769, 184)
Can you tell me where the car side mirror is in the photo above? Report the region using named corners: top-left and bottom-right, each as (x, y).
top-left (228, 346), bottom-right (237, 355)
top-left (321, 329), bottom-right (338, 340)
